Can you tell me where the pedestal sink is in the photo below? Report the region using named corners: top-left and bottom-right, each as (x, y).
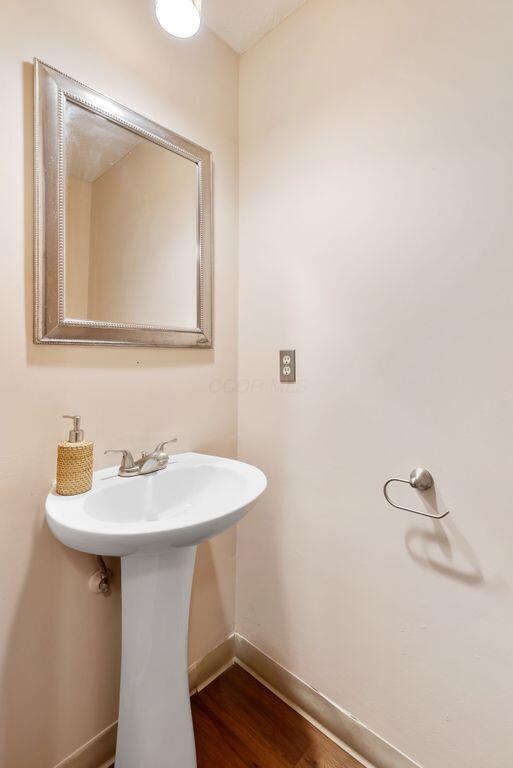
top-left (46, 452), bottom-right (267, 768)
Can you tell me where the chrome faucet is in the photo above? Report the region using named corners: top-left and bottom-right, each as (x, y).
top-left (105, 439), bottom-right (178, 478)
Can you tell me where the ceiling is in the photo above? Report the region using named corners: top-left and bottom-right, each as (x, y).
top-left (65, 103), bottom-right (140, 182)
top-left (204, 0), bottom-right (307, 53)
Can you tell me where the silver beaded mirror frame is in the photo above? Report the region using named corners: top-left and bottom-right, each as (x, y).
top-left (34, 60), bottom-right (213, 348)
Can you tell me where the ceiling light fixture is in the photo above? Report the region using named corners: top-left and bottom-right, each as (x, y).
top-left (155, 0), bottom-right (201, 39)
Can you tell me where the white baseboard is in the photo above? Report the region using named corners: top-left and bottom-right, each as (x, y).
top-left (234, 634), bottom-right (422, 768)
top-left (189, 633), bottom-right (236, 693)
top-left (54, 632), bottom-right (422, 768)
top-left (52, 722), bottom-right (117, 768)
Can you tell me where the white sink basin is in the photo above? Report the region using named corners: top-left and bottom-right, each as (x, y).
top-left (46, 452), bottom-right (266, 555)
top-left (46, 452), bottom-right (267, 768)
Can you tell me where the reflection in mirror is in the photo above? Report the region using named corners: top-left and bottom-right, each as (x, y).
top-left (64, 101), bottom-right (199, 329)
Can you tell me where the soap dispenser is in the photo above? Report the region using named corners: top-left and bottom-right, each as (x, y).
top-left (56, 415), bottom-right (94, 496)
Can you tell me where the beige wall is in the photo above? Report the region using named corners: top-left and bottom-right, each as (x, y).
top-left (66, 176), bottom-right (92, 318)
top-left (237, 1), bottom-right (513, 767)
top-left (0, 1), bottom-right (238, 766)
top-left (88, 142), bottom-right (198, 328)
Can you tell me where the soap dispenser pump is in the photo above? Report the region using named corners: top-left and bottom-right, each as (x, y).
top-left (56, 415), bottom-right (94, 496)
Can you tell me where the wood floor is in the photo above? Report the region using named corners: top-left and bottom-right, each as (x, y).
top-left (192, 664), bottom-right (363, 768)
top-left (110, 664), bottom-right (363, 767)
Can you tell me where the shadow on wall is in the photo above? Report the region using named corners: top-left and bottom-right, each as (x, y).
top-left (402, 485), bottom-right (508, 592)
top-left (189, 538), bottom-right (234, 663)
top-left (0, 520), bottom-right (121, 767)
top-left (405, 518), bottom-right (483, 586)
top-left (385, 481), bottom-right (481, 585)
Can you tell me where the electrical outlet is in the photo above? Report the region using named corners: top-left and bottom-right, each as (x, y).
top-left (280, 350), bottom-right (296, 382)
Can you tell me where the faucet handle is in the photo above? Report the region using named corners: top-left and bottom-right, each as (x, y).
top-left (105, 449), bottom-right (136, 471)
top-left (153, 439), bottom-right (178, 455)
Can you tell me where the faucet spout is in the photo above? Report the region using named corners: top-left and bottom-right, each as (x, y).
top-left (105, 439), bottom-right (178, 478)
top-left (139, 454), bottom-right (162, 475)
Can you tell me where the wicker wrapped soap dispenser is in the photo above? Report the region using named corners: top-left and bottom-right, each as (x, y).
top-left (56, 415), bottom-right (94, 496)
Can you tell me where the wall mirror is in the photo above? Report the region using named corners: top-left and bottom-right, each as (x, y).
top-left (34, 61), bottom-right (213, 347)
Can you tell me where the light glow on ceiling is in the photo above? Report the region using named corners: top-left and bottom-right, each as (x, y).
top-left (155, 0), bottom-right (201, 39)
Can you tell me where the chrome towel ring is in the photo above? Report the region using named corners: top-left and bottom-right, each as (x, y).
top-left (383, 468), bottom-right (450, 519)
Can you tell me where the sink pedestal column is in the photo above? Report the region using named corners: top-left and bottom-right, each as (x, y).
top-left (115, 546), bottom-right (198, 768)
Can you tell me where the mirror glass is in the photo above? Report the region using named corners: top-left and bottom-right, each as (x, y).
top-left (64, 101), bottom-right (199, 329)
